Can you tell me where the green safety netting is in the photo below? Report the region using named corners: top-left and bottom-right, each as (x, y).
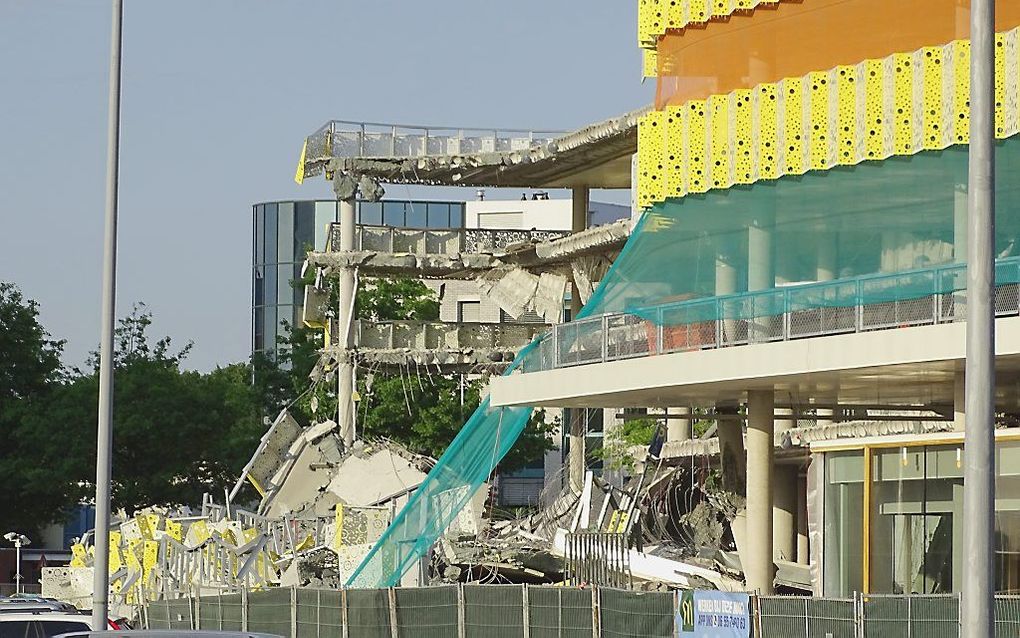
top-left (349, 137), bottom-right (1020, 587)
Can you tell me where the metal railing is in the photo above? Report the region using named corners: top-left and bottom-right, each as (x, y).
top-left (528, 256), bottom-right (1020, 372)
top-left (309, 119), bottom-right (564, 161)
top-left (327, 223), bottom-right (569, 256)
top-left (354, 321), bottom-right (547, 351)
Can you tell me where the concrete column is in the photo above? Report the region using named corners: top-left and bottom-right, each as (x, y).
top-left (337, 196), bottom-right (357, 447)
top-left (773, 465), bottom-right (797, 562)
top-left (666, 406), bottom-right (693, 443)
top-left (716, 404), bottom-right (746, 495)
top-left (796, 473), bottom-right (809, 564)
top-left (747, 223), bottom-right (774, 292)
top-left (817, 232), bottom-right (837, 283)
top-left (568, 186), bottom-right (590, 491)
top-left (745, 390), bottom-right (775, 594)
top-left (954, 369), bottom-right (966, 432)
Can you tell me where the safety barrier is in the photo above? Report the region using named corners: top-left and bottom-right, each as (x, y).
top-left (532, 256), bottom-right (1020, 372)
top-left (144, 586), bottom-right (1020, 637)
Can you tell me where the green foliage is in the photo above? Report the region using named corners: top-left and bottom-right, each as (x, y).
top-left (357, 374), bottom-right (554, 472)
top-left (355, 278), bottom-right (439, 322)
top-left (595, 417), bottom-right (660, 472)
top-left (0, 298), bottom-right (264, 536)
top-left (0, 282), bottom-right (64, 407)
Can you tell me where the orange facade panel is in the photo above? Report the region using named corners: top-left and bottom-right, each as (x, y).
top-left (655, 0), bottom-right (1020, 108)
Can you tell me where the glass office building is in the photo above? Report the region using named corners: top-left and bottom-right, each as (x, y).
top-left (253, 199), bottom-right (465, 357)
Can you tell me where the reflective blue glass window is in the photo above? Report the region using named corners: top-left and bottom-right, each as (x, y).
top-left (383, 202), bottom-right (405, 227)
top-left (426, 203), bottom-right (450, 228)
top-left (294, 201), bottom-right (316, 257)
top-left (450, 204), bottom-right (464, 228)
top-left (359, 202), bottom-right (383, 226)
top-left (406, 201), bottom-right (427, 227)
top-left (264, 203), bottom-right (278, 265)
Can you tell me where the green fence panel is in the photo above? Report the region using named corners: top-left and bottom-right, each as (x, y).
top-left (196, 593), bottom-right (243, 631)
top-left (145, 601), bottom-right (171, 630)
top-left (908, 595), bottom-right (960, 638)
top-left (166, 597), bottom-right (195, 630)
top-left (758, 596), bottom-right (809, 638)
top-left (346, 588), bottom-right (391, 638)
top-left (463, 584), bottom-right (525, 638)
top-left (996, 596), bottom-right (1020, 637)
top-left (247, 587), bottom-right (294, 638)
top-left (806, 598), bottom-right (857, 638)
top-left (294, 588), bottom-right (344, 638)
top-left (394, 585), bottom-right (458, 638)
top-left (528, 587), bottom-right (593, 638)
top-left (599, 588), bottom-right (674, 638)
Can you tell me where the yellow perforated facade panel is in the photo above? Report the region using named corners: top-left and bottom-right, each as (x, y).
top-left (634, 27), bottom-right (1020, 211)
top-left (686, 100), bottom-right (708, 194)
top-left (733, 89), bottom-right (755, 183)
top-left (781, 77), bottom-right (805, 175)
top-left (757, 84), bottom-right (779, 179)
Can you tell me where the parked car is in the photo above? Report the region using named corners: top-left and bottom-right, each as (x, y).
top-left (0, 597), bottom-right (124, 637)
top-left (0, 612), bottom-right (95, 638)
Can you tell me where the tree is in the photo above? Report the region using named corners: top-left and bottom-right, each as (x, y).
top-left (0, 283), bottom-right (63, 409)
top-left (260, 276), bottom-right (553, 470)
top-left (3, 304), bottom-right (265, 534)
top-left (0, 283), bottom-right (66, 535)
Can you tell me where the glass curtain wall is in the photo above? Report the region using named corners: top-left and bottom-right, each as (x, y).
top-left (822, 440), bottom-right (1020, 596)
top-left (253, 200), bottom-right (467, 357)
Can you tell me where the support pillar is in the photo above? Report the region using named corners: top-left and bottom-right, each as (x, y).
top-left (748, 223), bottom-right (774, 343)
top-left (338, 196), bottom-right (357, 447)
top-left (666, 407), bottom-right (693, 443)
top-left (716, 404), bottom-right (746, 495)
top-left (796, 474), bottom-right (810, 565)
top-left (568, 186), bottom-right (590, 491)
top-left (772, 464), bottom-right (797, 563)
top-left (954, 369), bottom-right (966, 432)
top-left (746, 390), bottom-right (775, 594)
top-left (747, 223), bottom-right (774, 292)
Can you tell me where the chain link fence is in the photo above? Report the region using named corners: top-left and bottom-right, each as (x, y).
top-left (146, 587), bottom-right (1020, 637)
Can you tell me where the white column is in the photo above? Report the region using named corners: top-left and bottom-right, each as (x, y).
top-left (747, 223), bottom-right (774, 292)
top-left (746, 390), bottom-right (775, 594)
top-left (817, 231), bottom-right (837, 283)
top-left (773, 464), bottom-right (797, 563)
top-left (796, 473), bottom-right (810, 565)
top-left (568, 186), bottom-right (590, 491)
top-left (338, 197), bottom-right (357, 446)
top-left (666, 406), bottom-right (693, 443)
top-left (954, 369), bottom-right (966, 432)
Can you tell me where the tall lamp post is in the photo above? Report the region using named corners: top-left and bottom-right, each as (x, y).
top-left (962, 0), bottom-right (997, 634)
top-left (93, 0), bottom-right (123, 631)
top-left (4, 533), bottom-right (31, 595)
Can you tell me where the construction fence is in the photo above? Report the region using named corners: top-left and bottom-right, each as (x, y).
top-left (142, 586), bottom-right (1020, 638)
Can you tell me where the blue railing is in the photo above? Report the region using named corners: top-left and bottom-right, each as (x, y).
top-left (523, 256), bottom-right (1020, 372)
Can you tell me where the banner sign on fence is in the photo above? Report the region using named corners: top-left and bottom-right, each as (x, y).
top-left (676, 590), bottom-right (750, 638)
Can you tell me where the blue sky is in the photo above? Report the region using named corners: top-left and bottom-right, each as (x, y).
top-left (0, 1), bottom-right (651, 370)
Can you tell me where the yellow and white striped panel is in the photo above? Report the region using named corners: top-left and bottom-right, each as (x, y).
top-left (639, 0), bottom-right (784, 50)
top-left (636, 27), bottom-right (1020, 209)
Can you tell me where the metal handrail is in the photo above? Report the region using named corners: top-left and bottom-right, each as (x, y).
top-left (537, 256), bottom-right (1020, 371)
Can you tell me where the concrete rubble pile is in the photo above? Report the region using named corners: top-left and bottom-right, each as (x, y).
top-left (41, 410), bottom-right (436, 609)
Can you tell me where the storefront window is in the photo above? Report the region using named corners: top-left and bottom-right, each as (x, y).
top-left (869, 446), bottom-right (960, 594)
top-left (996, 442), bottom-right (1020, 592)
top-left (824, 439), bottom-right (1020, 596)
top-left (823, 450), bottom-right (864, 597)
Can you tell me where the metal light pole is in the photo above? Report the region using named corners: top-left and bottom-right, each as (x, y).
top-left (962, 0), bottom-right (996, 634)
top-left (3, 533), bottom-right (30, 595)
top-left (92, 0), bottom-right (123, 630)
